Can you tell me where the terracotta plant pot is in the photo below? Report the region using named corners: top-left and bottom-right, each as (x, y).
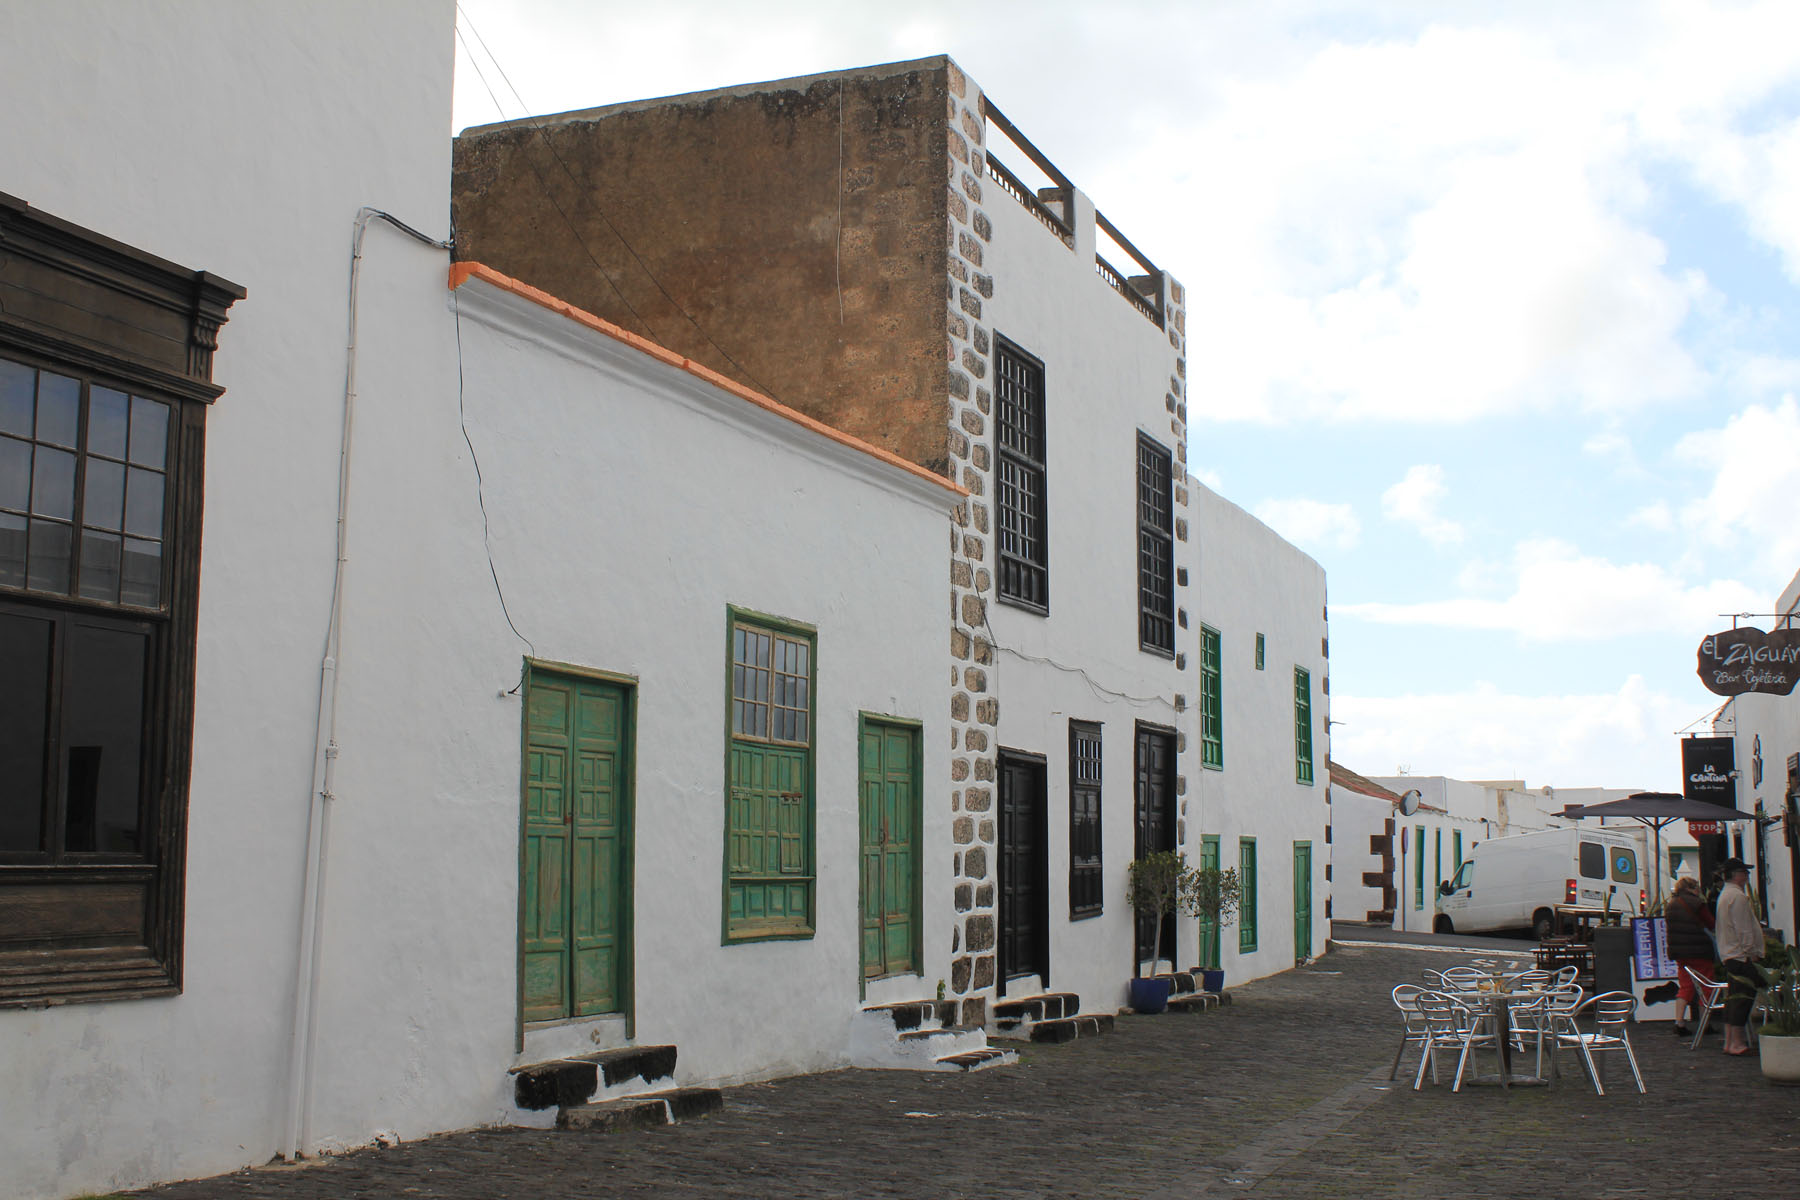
top-left (1760, 1034), bottom-right (1800, 1084)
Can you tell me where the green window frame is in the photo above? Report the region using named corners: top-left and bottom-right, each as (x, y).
top-left (1434, 828), bottom-right (1441, 893)
top-left (1293, 667), bottom-right (1314, 784)
top-left (1198, 834), bottom-right (1222, 968)
top-left (1415, 824), bottom-right (1426, 911)
top-left (1239, 837), bottom-right (1258, 952)
top-left (1254, 632), bottom-right (1265, 670)
top-left (1199, 625), bottom-right (1222, 770)
top-left (722, 608), bottom-right (817, 942)
top-left (1453, 830), bottom-right (1463, 872)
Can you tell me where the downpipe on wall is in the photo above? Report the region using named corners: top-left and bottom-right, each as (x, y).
top-left (281, 208), bottom-right (451, 1162)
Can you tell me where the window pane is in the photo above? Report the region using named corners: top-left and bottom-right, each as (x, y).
top-left (36, 373), bottom-right (80, 448)
top-left (31, 446), bottom-right (76, 519)
top-left (120, 537), bottom-right (162, 608)
top-left (0, 610), bottom-right (53, 852)
top-left (0, 434), bottom-right (29, 510)
top-left (124, 467), bottom-right (164, 538)
top-left (83, 457), bottom-right (125, 531)
top-left (1578, 842), bottom-right (1605, 879)
top-left (61, 623), bottom-right (148, 854)
top-left (88, 387), bottom-right (130, 460)
top-left (128, 397), bottom-right (170, 468)
top-left (78, 530), bottom-right (122, 603)
top-left (0, 359), bottom-right (32, 437)
top-left (27, 519), bottom-right (71, 593)
top-left (0, 512), bottom-right (24, 587)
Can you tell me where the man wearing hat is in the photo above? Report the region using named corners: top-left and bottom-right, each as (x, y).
top-left (1716, 858), bottom-right (1765, 1056)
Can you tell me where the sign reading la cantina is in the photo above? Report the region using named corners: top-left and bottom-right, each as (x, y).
top-left (1697, 626), bottom-right (1800, 697)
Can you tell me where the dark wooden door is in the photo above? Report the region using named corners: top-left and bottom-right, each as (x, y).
top-left (998, 750), bottom-right (1048, 993)
top-left (1134, 724), bottom-right (1177, 969)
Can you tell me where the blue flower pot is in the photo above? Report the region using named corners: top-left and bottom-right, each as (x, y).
top-left (1200, 968), bottom-right (1225, 994)
top-left (1129, 976), bottom-right (1172, 1014)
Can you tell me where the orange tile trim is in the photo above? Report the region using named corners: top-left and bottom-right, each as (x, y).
top-left (448, 262), bottom-right (966, 498)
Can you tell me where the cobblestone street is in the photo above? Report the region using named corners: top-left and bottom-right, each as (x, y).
top-left (142, 939), bottom-right (1800, 1199)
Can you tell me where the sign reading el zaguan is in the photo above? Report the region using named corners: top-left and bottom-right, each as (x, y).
top-left (1697, 626), bottom-right (1800, 697)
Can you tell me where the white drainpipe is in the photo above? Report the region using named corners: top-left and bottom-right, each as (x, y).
top-left (281, 208), bottom-right (450, 1161)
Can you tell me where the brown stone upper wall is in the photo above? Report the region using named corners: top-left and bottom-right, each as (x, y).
top-left (453, 60), bottom-right (953, 475)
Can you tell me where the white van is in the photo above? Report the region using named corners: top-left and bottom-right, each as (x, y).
top-left (1434, 826), bottom-right (1647, 940)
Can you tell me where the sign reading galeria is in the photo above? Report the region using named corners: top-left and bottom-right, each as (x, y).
top-left (1696, 626), bottom-right (1800, 697)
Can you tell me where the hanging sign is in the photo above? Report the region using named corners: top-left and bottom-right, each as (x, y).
top-left (1696, 626), bottom-right (1800, 696)
top-left (1681, 737), bottom-right (1737, 809)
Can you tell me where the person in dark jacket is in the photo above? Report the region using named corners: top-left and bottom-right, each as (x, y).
top-left (1666, 875), bottom-right (1717, 1036)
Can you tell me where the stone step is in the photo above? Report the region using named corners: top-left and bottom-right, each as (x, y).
top-left (863, 999), bottom-right (960, 1032)
top-left (898, 1023), bottom-right (983, 1043)
top-left (1167, 992), bottom-right (1232, 1014)
top-left (937, 1047), bottom-right (1017, 1072)
top-left (1026, 1014), bottom-right (1116, 1043)
top-left (557, 1087), bottom-right (723, 1132)
top-left (991, 991), bottom-right (1082, 1028)
top-left (1154, 971), bottom-right (1200, 995)
top-left (512, 1044), bottom-right (678, 1111)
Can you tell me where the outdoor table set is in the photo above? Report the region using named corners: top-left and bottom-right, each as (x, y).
top-left (1390, 966), bottom-right (1646, 1096)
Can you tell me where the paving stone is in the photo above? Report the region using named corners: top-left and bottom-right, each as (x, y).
top-left (138, 942), bottom-right (1800, 1199)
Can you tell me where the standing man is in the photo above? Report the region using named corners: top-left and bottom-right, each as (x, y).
top-left (1716, 858), bottom-right (1765, 1057)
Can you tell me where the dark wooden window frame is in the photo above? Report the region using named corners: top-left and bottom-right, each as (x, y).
top-left (0, 192), bottom-right (242, 1007)
top-left (1067, 720), bottom-right (1103, 919)
top-left (993, 336), bottom-right (1048, 614)
top-left (1136, 433), bottom-right (1175, 656)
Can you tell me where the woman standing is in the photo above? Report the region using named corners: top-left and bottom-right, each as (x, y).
top-left (1665, 875), bottom-right (1716, 1036)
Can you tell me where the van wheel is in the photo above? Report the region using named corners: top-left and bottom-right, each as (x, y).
top-left (1532, 910), bottom-right (1555, 941)
top-left (1433, 915), bottom-right (1454, 934)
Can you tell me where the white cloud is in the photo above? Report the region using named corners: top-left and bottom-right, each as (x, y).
top-left (1381, 464), bottom-right (1462, 545)
top-left (1251, 497), bottom-right (1360, 551)
top-left (1676, 395), bottom-right (1800, 585)
top-left (1338, 538), bottom-right (1761, 640)
top-left (1331, 675), bottom-right (1700, 791)
top-left (1626, 502), bottom-right (1674, 533)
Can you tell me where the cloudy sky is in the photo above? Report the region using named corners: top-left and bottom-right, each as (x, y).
top-left (451, 0), bottom-right (1800, 791)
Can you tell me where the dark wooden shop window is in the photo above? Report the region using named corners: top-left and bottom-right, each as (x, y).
top-left (0, 192), bottom-right (242, 1007)
top-left (1068, 721), bottom-right (1102, 918)
top-left (994, 338), bottom-right (1048, 612)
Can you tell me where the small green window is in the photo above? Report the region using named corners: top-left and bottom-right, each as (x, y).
top-left (1415, 824), bottom-right (1426, 910)
top-left (1200, 625), bottom-right (1222, 770)
top-left (724, 609), bottom-right (816, 941)
top-left (1453, 830), bottom-right (1462, 872)
top-left (1254, 633), bottom-right (1265, 670)
top-left (1293, 667), bottom-right (1314, 784)
top-left (1198, 834), bottom-right (1222, 968)
top-left (1239, 837), bottom-right (1258, 952)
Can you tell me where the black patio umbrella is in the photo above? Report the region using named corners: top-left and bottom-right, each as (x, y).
top-left (1556, 792), bottom-right (1755, 905)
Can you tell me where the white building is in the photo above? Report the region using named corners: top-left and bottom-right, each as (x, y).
top-left (0, 5), bottom-right (963, 1197)
top-left (1328, 762), bottom-right (1405, 925)
top-left (452, 57), bottom-right (1200, 1018)
top-left (1189, 482), bottom-right (1330, 980)
top-left (1716, 569), bottom-right (1800, 943)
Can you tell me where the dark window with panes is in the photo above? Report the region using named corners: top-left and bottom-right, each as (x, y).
top-left (1136, 434), bottom-right (1174, 654)
top-left (1294, 666), bottom-right (1315, 785)
top-left (1068, 721), bottom-right (1103, 918)
top-left (0, 194), bottom-right (242, 1007)
top-left (994, 338), bottom-right (1048, 612)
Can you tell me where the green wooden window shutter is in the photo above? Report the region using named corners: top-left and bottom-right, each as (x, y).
top-left (1200, 626), bottom-right (1223, 770)
top-left (1239, 838), bottom-right (1258, 952)
top-left (724, 612), bottom-right (816, 941)
top-left (1198, 834), bottom-right (1222, 968)
top-left (1293, 667), bottom-right (1314, 784)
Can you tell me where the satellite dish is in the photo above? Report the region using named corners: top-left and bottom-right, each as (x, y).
top-left (1399, 789), bottom-right (1422, 817)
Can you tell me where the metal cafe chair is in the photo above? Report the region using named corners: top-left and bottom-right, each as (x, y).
top-left (1437, 966), bottom-right (1488, 991)
top-left (1510, 984), bottom-right (1582, 1080)
top-left (1683, 966), bottom-right (1743, 1050)
top-left (1414, 990), bottom-right (1505, 1092)
top-left (1550, 991), bottom-right (1645, 1096)
top-left (1390, 984), bottom-right (1432, 1082)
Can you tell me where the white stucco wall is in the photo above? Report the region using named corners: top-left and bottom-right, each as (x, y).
top-left (1725, 570), bottom-right (1800, 942)
top-left (1330, 783), bottom-right (1398, 924)
top-left (1190, 483), bottom-right (1330, 982)
top-left (1, 4), bottom-right (457, 1196)
top-left (976, 168), bottom-right (1197, 1010)
top-left (0, 6), bottom-right (959, 1197)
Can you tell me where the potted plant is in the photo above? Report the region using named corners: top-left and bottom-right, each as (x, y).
top-left (1760, 944), bottom-right (1800, 1084)
top-left (1190, 865), bottom-right (1242, 993)
top-left (1127, 851), bottom-right (1192, 1014)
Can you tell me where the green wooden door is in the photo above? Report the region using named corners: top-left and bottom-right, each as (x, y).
top-left (1293, 842), bottom-right (1313, 963)
top-left (523, 670), bottom-right (630, 1022)
top-left (1197, 835), bottom-right (1221, 969)
top-left (860, 718), bottom-right (920, 979)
